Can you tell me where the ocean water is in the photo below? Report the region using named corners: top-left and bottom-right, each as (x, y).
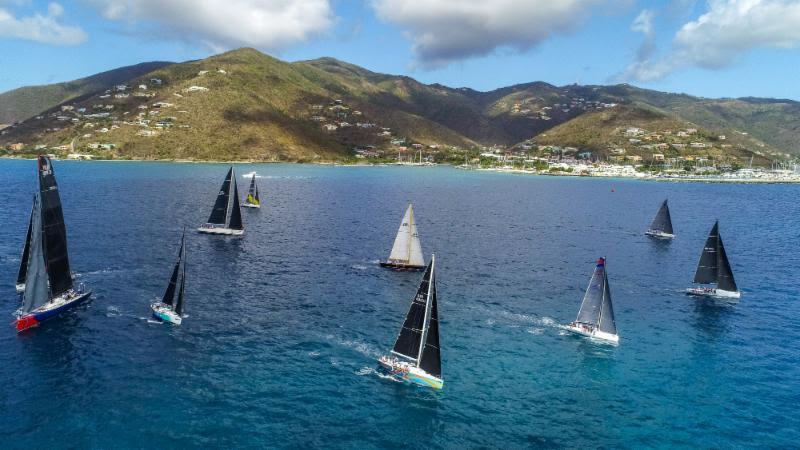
top-left (0, 160), bottom-right (798, 448)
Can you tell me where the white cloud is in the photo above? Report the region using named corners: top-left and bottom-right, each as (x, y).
top-left (0, 2), bottom-right (87, 45)
top-left (87, 0), bottom-right (334, 51)
top-left (623, 0), bottom-right (800, 82)
top-left (371, 0), bottom-right (609, 68)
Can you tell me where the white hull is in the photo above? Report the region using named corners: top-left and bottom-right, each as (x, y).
top-left (15, 283), bottom-right (25, 294)
top-left (645, 230), bottom-right (675, 239)
top-left (242, 203), bottom-right (260, 209)
top-left (686, 287), bottom-right (741, 299)
top-left (197, 224), bottom-right (244, 235)
top-left (378, 356), bottom-right (443, 389)
top-left (151, 303), bottom-right (182, 325)
top-left (565, 323), bottom-right (619, 344)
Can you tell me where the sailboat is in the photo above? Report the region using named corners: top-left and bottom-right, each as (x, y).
top-left (15, 199), bottom-right (34, 293)
top-left (151, 230), bottom-right (187, 325)
top-left (197, 167), bottom-right (244, 235)
top-left (378, 254), bottom-right (442, 389)
top-left (687, 221), bottom-right (740, 299)
top-left (565, 257), bottom-right (619, 344)
top-left (242, 173), bottom-right (261, 208)
top-left (15, 156), bottom-right (92, 333)
top-left (645, 199), bottom-right (675, 239)
top-left (380, 203), bottom-right (425, 270)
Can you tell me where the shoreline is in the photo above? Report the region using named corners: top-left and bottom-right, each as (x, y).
top-left (2, 155), bottom-right (798, 184)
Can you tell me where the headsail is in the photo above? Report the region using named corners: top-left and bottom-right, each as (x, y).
top-left (649, 199), bottom-right (673, 234)
top-left (418, 256), bottom-right (441, 378)
top-left (16, 198), bottom-right (34, 287)
top-left (162, 233), bottom-right (184, 307)
top-left (38, 156), bottom-right (73, 297)
top-left (575, 258), bottom-right (607, 326)
top-left (693, 222), bottom-right (719, 284)
top-left (207, 168), bottom-right (233, 225)
top-left (174, 231), bottom-right (187, 316)
top-left (21, 195), bottom-right (49, 314)
top-left (246, 175), bottom-right (260, 206)
top-left (597, 267), bottom-right (617, 335)
top-left (227, 171), bottom-right (243, 230)
top-left (387, 204), bottom-right (424, 266)
top-left (391, 260), bottom-right (434, 361)
top-left (716, 232), bottom-right (738, 292)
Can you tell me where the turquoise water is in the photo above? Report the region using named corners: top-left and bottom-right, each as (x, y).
top-left (1, 161), bottom-right (798, 448)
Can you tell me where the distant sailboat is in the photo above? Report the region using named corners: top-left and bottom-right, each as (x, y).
top-left (15, 198), bottom-right (34, 293)
top-left (242, 174), bottom-right (261, 209)
top-left (645, 199), bottom-right (675, 239)
top-left (198, 167), bottom-right (244, 235)
top-left (15, 156), bottom-right (92, 333)
top-left (379, 254), bottom-right (443, 389)
top-left (380, 204), bottom-right (425, 270)
top-left (565, 257), bottom-right (619, 344)
top-left (151, 230), bottom-right (187, 325)
top-left (687, 221), bottom-right (740, 299)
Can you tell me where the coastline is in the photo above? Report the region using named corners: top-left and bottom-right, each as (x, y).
top-left (3, 155), bottom-right (798, 184)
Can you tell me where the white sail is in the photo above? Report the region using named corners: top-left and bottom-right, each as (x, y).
top-left (387, 204), bottom-right (424, 266)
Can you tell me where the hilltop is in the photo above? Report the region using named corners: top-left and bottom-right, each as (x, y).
top-left (1, 48), bottom-right (798, 163)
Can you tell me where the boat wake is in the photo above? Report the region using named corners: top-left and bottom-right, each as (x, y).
top-left (350, 264), bottom-right (368, 271)
top-left (106, 306), bottom-right (122, 317)
top-left (357, 366), bottom-right (402, 382)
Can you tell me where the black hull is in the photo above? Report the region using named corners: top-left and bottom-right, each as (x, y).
top-left (380, 262), bottom-right (425, 271)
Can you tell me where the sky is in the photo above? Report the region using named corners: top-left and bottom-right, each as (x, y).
top-left (1, 0), bottom-right (799, 99)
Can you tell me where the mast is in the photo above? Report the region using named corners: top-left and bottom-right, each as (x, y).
top-left (693, 221), bottom-right (719, 285)
top-left (38, 156), bottom-right (73, 297)
top-left (207, 168), bottom-right (232, 225)
top-left (16, 198), bottom-right (34, 287)
top-left (21, 194), bottom-right (49, 314)
top-left (391, 260), bottom-right (434, 362)
top-left (417, 255), bottom-right (435, 363)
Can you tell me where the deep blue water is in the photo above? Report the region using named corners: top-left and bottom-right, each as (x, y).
top-left (1, 160), bottom-right (798, 448)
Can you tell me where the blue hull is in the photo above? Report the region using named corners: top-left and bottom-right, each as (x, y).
top-left (17, 291), bottom-right (92, 332)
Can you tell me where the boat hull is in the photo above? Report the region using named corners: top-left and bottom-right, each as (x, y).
top-left (15, 290), bottom-right (92, 333)
top-left (15, 283), bottom-right (25, 294)
top-left (379, 261), bottom-right (425, 271)
top-left (645, 230), bottom-right (675, 239)
top-left (241, 203), bottom-right (260, 209)
top-left (151, 303), bottom-right (182, 325)
top-left (565, 323), bottom-right (619, 344)
top-left (378, 357), bottom-right (443, 389)
top-left (197, 224), bottom-right (244, 235)
top-left (686, 287), bottom-right (741, 299)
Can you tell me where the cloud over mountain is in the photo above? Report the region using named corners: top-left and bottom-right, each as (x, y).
top-left (371, 0), bottom-right (607, 68)
top-left (0, 2), bottom-right (87, 45)
top-left (88, 0), bottom-right (334, 51)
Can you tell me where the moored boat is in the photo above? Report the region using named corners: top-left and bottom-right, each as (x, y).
top-left (565, 257), bottom-right (619, 344)
top-left (242, 173), bottom-right (261, 209)
top-left (380, 203), bottom-right (425, 270)
top-left (687, 221), bottom-right (740, 299)
top-left (378, 254), bottom-right (443, 389)
top-left (15, 156), bottom-right (92, 333)
top-left (151, 229), bottom-right (187, 325)
top-left (198, 167), bottom-right (244, 235)
top-left (645, 199), bottom-right (675, 239)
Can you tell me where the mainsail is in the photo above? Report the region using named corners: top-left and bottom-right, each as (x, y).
top-left (16, 199), bottom-right (34, 287)
top-left (575, 258), bottom-right (613, 326)
top-left (392, 256), bottom-right (440, 378)
top-left (162, 233), bottom-right (184, 308)
top-left (21, 195), bottom-right (49, 314)
top-left (693, 222), bottom-right (720, 285)
top-left (38, 156), bottom-right (73, 297)
top-left (597, 268), bottom-right (617, 335)
top-left (387, 204), bottom-right (424, 266)
top-left (649, 199), bottom-right (674, 234)
top-left (207, 168), bottom-right (233, 225)
top-left (716, 229), bottom-right (737, 292)
top-left (246, 175), bottom-right (260, 206)
top-left (227, 173), bottom-right (243, 230)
